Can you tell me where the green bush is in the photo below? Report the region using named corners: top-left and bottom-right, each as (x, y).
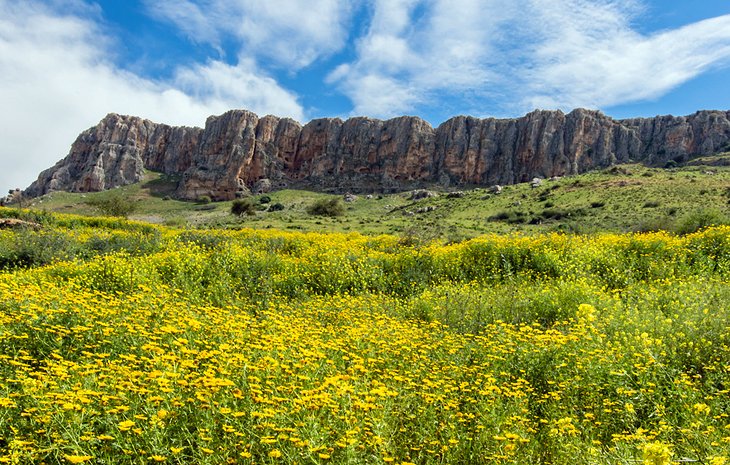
top-left (259, 195), bottom-right (272, 204)
top-left (86, 194), bottom-right (137, 218)
top-left (306, 198), bottom-right (345, 217)
top-left (268, 203), bottom-right (285, 212)
top-left (231, 198), bottom-right (257, 216)
top-left (674, 208), bottom-right (729, 235)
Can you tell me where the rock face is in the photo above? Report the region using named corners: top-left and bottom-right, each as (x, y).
top-left (25, 114), bottom-right (201, 197)
top-left (25, 108), bottom-right (730, 200)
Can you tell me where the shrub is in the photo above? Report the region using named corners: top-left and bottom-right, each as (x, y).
top-left (633, 216), bottom-right (676, 233)
top-left (259, 195), bottom-right (272, 204)
top-left (231, 198), bottom-right (257, 217)
top-left (306, 198), bottom-right (345, 217)
top-left (86, 194), bottom-right (137, 218)
top-left (674, 208), bottom-right (729, 235)
top-left (541, 208), bottom-right (567, 220)
top-left (268, 203), bottom-right (285, 212)
top-left (197, 195), bottom-right (212, 204)
top-left (487, 211), bottom-right (511, 222)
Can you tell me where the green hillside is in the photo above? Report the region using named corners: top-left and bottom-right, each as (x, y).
top-left (20, 162), bottom-right (730, 239)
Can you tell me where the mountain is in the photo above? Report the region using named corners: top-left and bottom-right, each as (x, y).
top-left (24, 108), bottom-right (730, 200)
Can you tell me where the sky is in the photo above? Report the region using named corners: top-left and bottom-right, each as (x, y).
top-left (2, 0), bottom-right (730, 192)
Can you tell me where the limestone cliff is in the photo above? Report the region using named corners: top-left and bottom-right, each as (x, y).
top-left (24, 108), bottom-right (730, 200)
top-left (25, 114), bottom-right (201, 197)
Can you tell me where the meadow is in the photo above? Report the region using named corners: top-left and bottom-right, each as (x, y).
top-left (1, 207), bottom-right (729, 464)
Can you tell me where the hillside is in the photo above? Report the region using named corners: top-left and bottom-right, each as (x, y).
top-left (20, 162), bottom-right (730, 240)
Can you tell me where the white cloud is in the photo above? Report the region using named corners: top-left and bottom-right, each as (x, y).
top-left (173, 58), bottom-right (304, 118)
top-left (144, 0), bottom-right (355, 69)
top-left (144, 0), bottom-right (220, 49)
top-left (327, 0), bottom-right (514, 118)
top-left (520, 1), bottom-right (730, 111)
top-left (0, 0), bottom-right (303, 192)
top-left (329, 0), bottom-right (730, 118)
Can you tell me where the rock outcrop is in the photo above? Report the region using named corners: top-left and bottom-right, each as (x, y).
top-left (25, 114), bottom-right (201, 197)
top-left (25, 108), bottom-right (730, 200)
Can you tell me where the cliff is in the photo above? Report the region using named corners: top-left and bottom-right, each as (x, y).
top-left (25, 108), bottom-right (730, 200)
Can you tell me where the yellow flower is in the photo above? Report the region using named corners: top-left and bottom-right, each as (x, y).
top-left (151, 455), bottom-right (166, 462)
top-left (318, 453), bottom-right (331, 459)
top-left (693, 403), bottom-right (711, 415)
top-left (576, 304), bottom-right (597, 323)
top-left (269, 449), bottom-right (283, 458)
top-left (642, 441), bottom-right (672, 465)
top-left (64, 456), bottom-right (94, 464)
top-left (118, 420), bottom-right (135, 431)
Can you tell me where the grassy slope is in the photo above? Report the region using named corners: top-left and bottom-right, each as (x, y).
top-left (24, 162), bottom-right (730, 238)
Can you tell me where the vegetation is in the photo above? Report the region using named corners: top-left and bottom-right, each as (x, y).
top-left (1, 208), bottom-right (730, 463)
top-left (23, 164), bottom-right (730, 238)
top-left (85, 192), bottom-right (137, 218)
top-left (674, 208), bottom-right (729, 235)
top-left (307, 198), bottom-right (345, 217)
top-left (268, 202), bottom-right (285, 212)
top-left (231, 198), bottom-right (257, 217)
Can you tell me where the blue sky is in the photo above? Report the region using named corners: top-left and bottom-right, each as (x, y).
top-left (2, 0), bottom-right (730, 191)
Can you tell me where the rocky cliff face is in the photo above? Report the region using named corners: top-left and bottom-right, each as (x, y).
top-left (25, 114), bottom-right (201, 197)
top-left (25, 108), bottom-right (730, 200)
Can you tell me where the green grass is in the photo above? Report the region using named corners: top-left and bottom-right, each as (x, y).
top-left (23, 164), bottom-right (730, 239)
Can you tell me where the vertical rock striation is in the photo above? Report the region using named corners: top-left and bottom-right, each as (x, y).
top-left (24, 109), bottom-right (730, 200)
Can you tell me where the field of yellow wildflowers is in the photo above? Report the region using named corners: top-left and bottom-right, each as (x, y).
top-left (1, 207), bottom-right (729, 464)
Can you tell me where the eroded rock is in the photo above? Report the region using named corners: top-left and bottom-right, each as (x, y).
top-left (24, 109), bottom-right (730, 200)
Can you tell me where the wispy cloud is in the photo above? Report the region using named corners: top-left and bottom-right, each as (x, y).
top-left (0, 0), bottom-right (303, 191)
top-left (329, 0), bottom-right (730, 118)
top-left (328, 0), bottom-right (513, 118)
top-left (144, 0), bottom-right (356, 69)
top-left (519, 0), bottom-right (730, 110)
